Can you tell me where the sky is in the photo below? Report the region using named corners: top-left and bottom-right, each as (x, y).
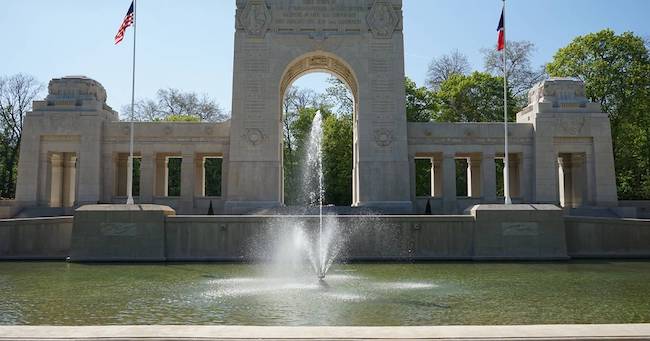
top-left (1, 0), bottom-right (649, 116)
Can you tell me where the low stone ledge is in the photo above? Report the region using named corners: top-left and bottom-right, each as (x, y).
top-left (1, 324), bottom-right (649, 340)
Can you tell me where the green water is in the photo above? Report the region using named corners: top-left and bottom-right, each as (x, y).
top-left (1, 261), bottom-right (649, 326)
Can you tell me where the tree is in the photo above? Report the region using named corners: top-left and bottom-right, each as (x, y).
top-left (426, 50), bottom-right (470, 89)
top-left (547, 29), bottom-right (650, 199)
top-left (322, 111), bottom-right (353, 205)
top-left (481, 40), bottom-right (546, 107)
top-left (322, 76), bottom-right (354, 116)
top-left (405, 77), bottom-right (437, 122)
top-left (436, 72), bottom-right (517, 123)
top-left (0, 74), bottom-right (44, 198)
top-left (124, 88), bottom-right (227, 122)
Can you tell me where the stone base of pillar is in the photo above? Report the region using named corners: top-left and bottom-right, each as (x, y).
top-left (469, 204), bottom-right (568, 260)
top-left (70, 204), bottom-right (175, 262)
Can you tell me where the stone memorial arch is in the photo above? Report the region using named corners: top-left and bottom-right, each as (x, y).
top-left (226, 0), bottom-right (412, 212)
top-left (10, 0), bottom-right (619, 217)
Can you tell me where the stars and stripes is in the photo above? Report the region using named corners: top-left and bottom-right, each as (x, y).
top-left (496, 7), bottom-right (505, 51)
top-left (114, 1), bottom-right (134, 45)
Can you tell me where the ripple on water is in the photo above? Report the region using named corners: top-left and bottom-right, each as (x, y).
top-left (371, 282), bottom-right (438, 290)
top-left (204, 278), bottom-right (322, 298)
top-left (324, 292), bottom-right (367, 302)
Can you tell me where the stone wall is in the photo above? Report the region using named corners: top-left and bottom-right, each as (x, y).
top-left (0, 217), bottom-right (72, 259)
top-left (565, 216), bottom-right (650, 258)
top-left (2, 213), bottom-right (650, 261)
top-left (165, 215), bottom-right (476, 261)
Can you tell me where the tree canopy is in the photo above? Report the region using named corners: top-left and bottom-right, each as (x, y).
top-left (0, 74), bottom-right (44, 198)
top-left (124, 88), bottom-right (227, 122)
top-left (436, 72), bottom-right (517, 123)
top-left (547, 29), bottom-right (650, 199)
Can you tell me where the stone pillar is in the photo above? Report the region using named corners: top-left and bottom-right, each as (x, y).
top-left (481, 152), bottom-right (497, 203)
top-left (49, 153), bottom-right (63, 208)
top-left (432, 158), bottom-right (443, 198)
top-left (63, 154), bottom-right (77, 207)
top-left (571, 154), bottom-right (587, 207)
top-left (558, 154), bottom-right (570, 207)
top-left (140, 152), bottom-right (154, 203)
top-left (14, 129), bottom-right (40, 206)
top-left (508, 154), bottom-right (521, 198)
top-left (195, 156), bottom-right (205, 197)
top-left (101, 153), bottom-right (113, 203)
top-left (116, 154), bottom-right (128, 197)
top-left (155, 155), bottom-right (167, 197)
top-left (180, 153), bottom-right (195, 212)
top-left (521, 153), bottom-right (533, 203)
top-left (442, 153), bottom-right (457, 213)
top-left (408, 154), bottom-right (416, 201)
top-left (39, 152), bottom-right (50, 206)
top-left (467, 156), bottom-right (481, 198)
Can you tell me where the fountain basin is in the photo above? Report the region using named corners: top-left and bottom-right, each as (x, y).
top-left (1, 261), bottom-right (650, 325)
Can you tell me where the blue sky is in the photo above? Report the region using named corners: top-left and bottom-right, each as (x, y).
top-left (1, 0), bottom-right (649, 115)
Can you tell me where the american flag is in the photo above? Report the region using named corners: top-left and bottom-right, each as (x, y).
top-left (114, 1), bottom-right (134, 45)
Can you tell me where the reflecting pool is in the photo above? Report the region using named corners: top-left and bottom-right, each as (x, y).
top-left (1, 261), bottom-right (650, 325)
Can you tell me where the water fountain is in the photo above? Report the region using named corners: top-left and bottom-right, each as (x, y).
top-left (303, 110), bottom-right (328, 280)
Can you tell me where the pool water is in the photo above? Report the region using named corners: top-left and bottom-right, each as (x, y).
top-left (1, 261), bottom-right (649, 325)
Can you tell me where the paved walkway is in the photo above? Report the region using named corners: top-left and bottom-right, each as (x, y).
top-left (1, 324), bottom-right (650, 340)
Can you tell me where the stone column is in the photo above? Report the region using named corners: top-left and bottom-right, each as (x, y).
top-left (49, 153), bottom-right (63, 208)
top-left (180, 152), bottom-right (195, 212)
top-left (408, 154), bottom-right (416, 201)
top-left (481, 152), bottom-right (497, 203)
top-left (571, 154), bottom-right (587, 207)
top-left (508, 154), bottom-right (521, 198)
top-left (432, 158), bottom-right (443, 197)
top-left (101, 153), bottom-right (113, 203)
top-left (63, 154), bottom-right (77, 207)
top-left (467, 156), bottom-right (481, 198)
top-left (39, 152), bottom-right (50, 206)
top-left (140, 152), bottom-right (154, 203)
top-left (155, 155), bottom-right (167, 197)
top-left (442, 153), bottom-right (457, 213)
top-left (558, 154), bottom-right (570, 207)
top-left (116, 154), bottom-right (128, 197)
top-left (195, 156), bottom-right (205, 197)
top-left (521, 153), bottom-right (533, 203)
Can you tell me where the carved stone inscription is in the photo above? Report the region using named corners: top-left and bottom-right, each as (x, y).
top-left (271, 0), bottom-right (365, 32)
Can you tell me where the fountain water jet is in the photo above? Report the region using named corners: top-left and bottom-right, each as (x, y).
top-left (304, 110), bottom-right (326, 279)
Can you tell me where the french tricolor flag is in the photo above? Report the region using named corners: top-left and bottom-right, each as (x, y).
top-left (496, 7), bottom-right (505, 51)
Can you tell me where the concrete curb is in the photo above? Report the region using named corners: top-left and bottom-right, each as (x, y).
top-left (1, 324), bottom-right (650, 340)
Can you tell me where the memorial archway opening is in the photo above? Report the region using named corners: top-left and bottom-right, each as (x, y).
top-left (280, 54), bottom-right (358, 206)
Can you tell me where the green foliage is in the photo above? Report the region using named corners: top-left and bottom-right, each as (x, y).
top-left (322, 112), bottom-right (353, 205)
top-left (167, 158), bottom-right (182, 197)
top-left (547, 29), bottom-right (650, 199)
top-left (204, 158), bottom-right (222, 197)
top-left (405, 77), bottom-right (437, 122)
top-left (163, 114), bottom-right (201, 122)
top-left (0, 74), bottom-right (43, 199)
top-left (132, 158), bottom-right (141, 197)
top-left (436, 72), bottom-right (517, 122)
top-left (455, 159), bottom-right (468, 196)
top-left (414, 159), bottom-right (432, 197)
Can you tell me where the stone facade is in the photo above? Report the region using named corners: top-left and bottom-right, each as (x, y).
top-left (13, 1), bottom-right (619, 215)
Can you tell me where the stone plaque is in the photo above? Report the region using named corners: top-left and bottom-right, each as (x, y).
top-left (271, 0), bottom-right (366, 33)
top-left (100, 222), bottom-right (137, 236)
top-left (502, 222), bottom-right (539, 236)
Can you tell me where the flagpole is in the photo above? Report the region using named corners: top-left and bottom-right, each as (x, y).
top-left (126, 0), bottom-right (137, 205)
top-left (502, 0), bottom-right (511, 205)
